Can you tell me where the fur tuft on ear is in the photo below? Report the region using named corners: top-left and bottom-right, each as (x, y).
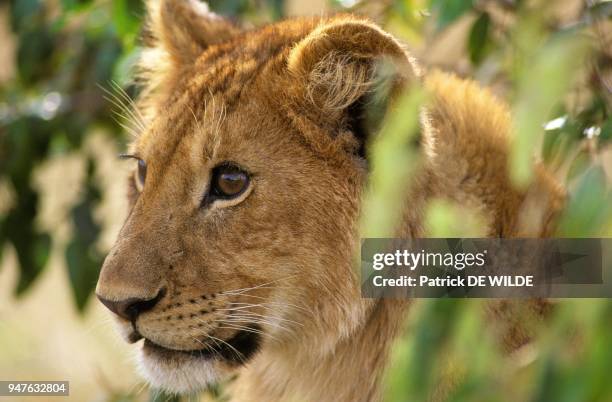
top-left (147, 0), bottom-right (239, 66)
top-left (284, 18), bottom-right (420, 159)
top-left (287, 19), bottom-right (419, 112)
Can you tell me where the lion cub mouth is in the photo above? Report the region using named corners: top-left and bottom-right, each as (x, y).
top-left (141, 325), bottom-right (262, 365)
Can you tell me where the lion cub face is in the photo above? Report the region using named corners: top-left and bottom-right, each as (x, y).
top-left (98, 94), bottom-right (352, 392)
top-left (96, 0), bottom-right (412, 394)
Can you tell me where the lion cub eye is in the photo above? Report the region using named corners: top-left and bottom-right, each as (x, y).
top-left (135, 159), bottom-right (147, 192)
top-left (209, 164), bottom-right (249, 199)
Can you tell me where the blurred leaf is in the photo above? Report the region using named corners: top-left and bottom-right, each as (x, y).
top-left (424, 199), bottom-right (487, 237)
top-left (0, 221), bottom-right (5, 265)
top-left (600, 118), bottom-right (612, 141)
top-left (429, 0), bottom-right (473, 31)
top-left (267, 0), bottom-right (284, 19)
top-left (65, 237), bottom-right (102, 311)
top-left (3, 116), bottom-right (52, 294)
top-left (9, 0), bottom-right (43, 32)
top-left (3, 182), bottom-right (51, 294)
top-left (91, 35), bottom-right (124, 84)
top-left (542, 128), bottom-right (563, 163)
top-left (16, 26), bottom-right (55, 85)
top-left (385, 300), bottom-right (466, 401)
top-left (149, 390), bottom-right (181, 402)
top-left (511, 32), bottom-right (589, 187)
top-left (541, 118), bottom-right (583, 164)
top-left (208, 0), bottom-right (249, 16)
top-left (66, 158), bottom-right (103, 311)
top-left (61, 0), bottom-right (94, 12)
top-left (566, 151), bottom-right (590, 182)
top-left (588, 0), bottom-right (612, 19)
top-left (112, 0), bottom-right (143, 38)
top-left (14, 232), bottom-right (51, 294)
top-left (112, 46), bottom-right (141, 86)
top-left (468, 12), bottom-right (491, 64)
top-left (558, 166), bottom-right (612, 236)
top-left (360, 85), bottom-right (425, 237)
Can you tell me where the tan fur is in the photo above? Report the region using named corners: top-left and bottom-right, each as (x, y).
top-left (96, 1), bottom-right (565, 400)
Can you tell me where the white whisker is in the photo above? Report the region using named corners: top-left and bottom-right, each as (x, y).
top-left (110, 80), bottom-right (148, 130)
top-left (100, 88), bottom-right (146, 133)
top-left (215, 324), bottom-right (279, 342)
top-left (220, 276), bottom-right (297, 295)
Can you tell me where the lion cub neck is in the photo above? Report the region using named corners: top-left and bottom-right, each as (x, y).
top-left (230, 299), bottom-right (408, 402)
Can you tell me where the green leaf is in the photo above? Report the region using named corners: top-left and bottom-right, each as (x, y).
top-left (61, 0), bottom-right (93, 12)
top-left (112, 0), bottom-right (143, 38)
top-left (600, 118), bottom-right (612, 141)
top-left (65, 237), bottom-right (102, 311)
top-left (541, 116), bottom-right (584, 163)
top-left (149, 390), bottom-right (181, 402)
top-left (3, 117), bottom-right (52, 295)
top-left (112, 46), bottom-right (141, 86)
top-left (9, 0), bottom-right (43, 32)
top-left (566, 151), bottom-right (590, 182)
top-left (208, 0), bottom-right (249, 16)
top-left (468, 12), bottom-right (491, 64)
top-left (510, 33), bottom-right (589, 187)
top-left (588, 0), bottom-right (612, 19)
top-left (558, 166), bottom-right (612, 236)
top-left (385, 300), bottom-right (467, 401)
top-left (65, 159), bottom-right (103, 311)
top-left (430, 0), bottom-right (474, 31)
top-left (16, 26), bottom-right (55, 85)
top-left (266, 0), bottom-right (284, 20)
top-left (0, 221), bottom-right (5, 267)
top-left (14, 232), bottom-right (51, 295)
top-left (92, 35), bottom-right (124, 84)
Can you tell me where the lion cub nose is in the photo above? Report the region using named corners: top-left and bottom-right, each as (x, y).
top-left (97, 287), bottom-right (166, 321)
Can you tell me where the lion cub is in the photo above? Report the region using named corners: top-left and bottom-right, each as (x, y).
top-left (96, 1), bottom-right (564, 401)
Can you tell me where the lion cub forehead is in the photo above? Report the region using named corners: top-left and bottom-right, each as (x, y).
top-left (134, 99), bottom-right (222, 164)
top-left (135, 91), bottom-right (275, 174)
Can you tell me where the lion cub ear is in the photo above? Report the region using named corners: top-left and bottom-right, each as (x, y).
top-left (286, 19), bottom-right (419, 157)
top-left (146, 0), bottom-right (240, 66)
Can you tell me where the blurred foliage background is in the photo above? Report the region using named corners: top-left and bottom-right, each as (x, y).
top-left (0, 0), bottom-right (611, 401)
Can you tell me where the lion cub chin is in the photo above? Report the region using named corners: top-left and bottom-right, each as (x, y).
top-left (137, 347), bottom-right (218, 394)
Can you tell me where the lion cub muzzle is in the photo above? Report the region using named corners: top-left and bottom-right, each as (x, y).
top-left (96, 226), bottom-right (170, 326)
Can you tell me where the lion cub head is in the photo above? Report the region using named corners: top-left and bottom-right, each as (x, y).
top-left (95, 0), bottom-right (415, 393)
